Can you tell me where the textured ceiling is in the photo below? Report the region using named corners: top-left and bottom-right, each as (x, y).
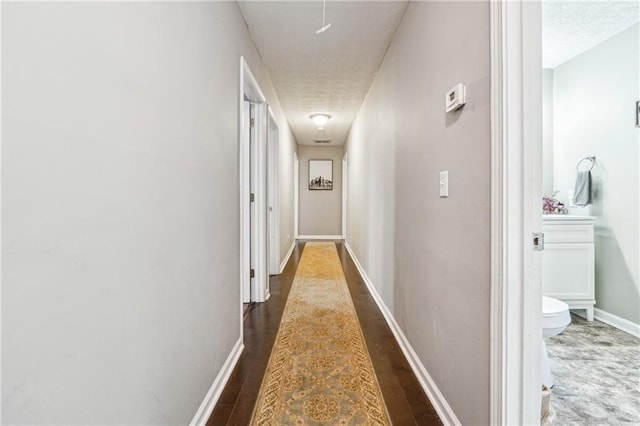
top-left (238, 1), bottom-right (408, 145)
top-left (543, 0), bottom-right (640, 68)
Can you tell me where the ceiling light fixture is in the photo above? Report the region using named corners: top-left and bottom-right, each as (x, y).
top-left (315, 0), bottom-right (332, 34)
top-left (310, 113), bottom-right (331, 129)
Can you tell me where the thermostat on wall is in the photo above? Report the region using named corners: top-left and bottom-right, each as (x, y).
top-left (445, 83), bottom-right (466, 112)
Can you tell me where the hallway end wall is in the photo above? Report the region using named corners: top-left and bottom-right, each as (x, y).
top-left (344, 1), bottom-right (491, 424)
top-left (2, 2), bottom-right (295, 424)
top-left (297, 145), bottom-right (343, 237)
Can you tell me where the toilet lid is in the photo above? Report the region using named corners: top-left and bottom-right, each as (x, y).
top-left (543, 296), bottom-right (569, 316)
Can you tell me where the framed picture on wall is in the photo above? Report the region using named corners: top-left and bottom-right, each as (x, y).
top-left (309, 159), bottom-right (333, 190)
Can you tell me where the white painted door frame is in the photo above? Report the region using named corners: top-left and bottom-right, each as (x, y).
top-left (342, 153), bottom-right (348, 240)
top-left (293, 152), bottom-right (299, 240)
top-left (267, 107), bottom-right (280, 279)
top-left (254, 101), bottom-right (269, 303)
top-left (239, 57), bottom-right (269, 309)
top-left (242, 100), bottom-right (255, 306)
top-left (489, 1), bottom-right (543, 424)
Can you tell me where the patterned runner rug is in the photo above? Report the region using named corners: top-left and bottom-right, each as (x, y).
top-left (250, 242), bottom-right (391, 425)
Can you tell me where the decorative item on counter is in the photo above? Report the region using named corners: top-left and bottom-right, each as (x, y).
top-left (543, 192), bottom-right (568, 215)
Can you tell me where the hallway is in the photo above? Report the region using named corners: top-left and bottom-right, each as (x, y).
top-left (2, 0), bottom-right (572, 424)
top-left (209, 241), bottom-right (441, 425)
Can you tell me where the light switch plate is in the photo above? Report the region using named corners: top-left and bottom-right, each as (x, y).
top-left (440, 171), bottom-right (449, 197)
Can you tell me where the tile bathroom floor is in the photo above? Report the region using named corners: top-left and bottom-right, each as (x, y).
top-left (547, 314), bottom-right (640, 425)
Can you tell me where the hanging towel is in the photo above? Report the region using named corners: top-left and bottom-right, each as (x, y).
top-left (573, 171), bottom-right (592, 206)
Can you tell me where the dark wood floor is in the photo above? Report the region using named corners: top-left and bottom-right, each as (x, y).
top-left (208, 241), bottom-right (442, 425)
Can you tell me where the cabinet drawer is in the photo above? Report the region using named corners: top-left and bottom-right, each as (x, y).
top-left (542, 223), bottom-right (594, 243)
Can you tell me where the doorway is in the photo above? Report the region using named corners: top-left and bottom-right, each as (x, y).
top-left (539, 3), bottom-right (640, 423)
top-left (239, 57), bottom-right (269, 310)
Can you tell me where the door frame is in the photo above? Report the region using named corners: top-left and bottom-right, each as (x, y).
top-left (341, 153), bottom-right (348, 239)
top-left (293, 152), bottom-right (299, 240)
top-left (489, 1), bottom-right (543, 424)
top-left (239, 57), bottom-right (269, 315)
top-left (244, 100), bottom-right (255, 306)
top-left (267, 106), bottom-right (280, 279)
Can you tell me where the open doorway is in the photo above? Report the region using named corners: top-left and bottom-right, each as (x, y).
top-left (539, 3), bottom-right (640, 423)
top-left (239, 57), bottom-right (269, 316)
top-left (491, 2), bottom-right (639, 424)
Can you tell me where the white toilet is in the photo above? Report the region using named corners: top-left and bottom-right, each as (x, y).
top-left (541, 296), bottom-right (571, 388)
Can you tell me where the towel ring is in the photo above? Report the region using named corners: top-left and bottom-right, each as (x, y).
top-left (576, 156), bottom-right (596, 172)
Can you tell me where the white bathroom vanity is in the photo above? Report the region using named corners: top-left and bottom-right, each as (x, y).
top-left (542, 215), bottom-right (596, 321)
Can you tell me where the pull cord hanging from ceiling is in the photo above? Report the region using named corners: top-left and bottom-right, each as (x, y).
top-left (316, 0), bottom-right (332, 33)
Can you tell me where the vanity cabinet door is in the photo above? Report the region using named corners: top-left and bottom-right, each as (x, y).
top-left (542, 243), bottom-right (595, 300)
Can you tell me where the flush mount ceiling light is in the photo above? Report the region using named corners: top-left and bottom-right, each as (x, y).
top-left (315, 0), bottom-right (332, 33)
top-left (310, 113), bottom-right (331, 129)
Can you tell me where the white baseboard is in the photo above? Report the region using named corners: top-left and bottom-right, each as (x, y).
top-left (280, 241), bottom-right (296, 274)
top-left (344, 242), bottom-right (460, 426)
top-left (297, 235), bottom-right (343, 240)
top-left (190, 338), bottom-right (244, 426)
top-left (594, 308), bottom-right (640, 338)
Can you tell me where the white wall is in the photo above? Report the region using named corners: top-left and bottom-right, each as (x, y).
top-left (551, 23), bottom-right (639, 324)
top-left (343, 68), bottom-right (396, 310)
top-left (279, 130), bottom-right (297, 261)
top-left (542, 69), bottom-right (554, 196)
top-left (1, 2), bottom-right (296, 424)
top-left (297, 145), bottom-right (343, 237)
top-left (344, 1), bottom-right (491, 424)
